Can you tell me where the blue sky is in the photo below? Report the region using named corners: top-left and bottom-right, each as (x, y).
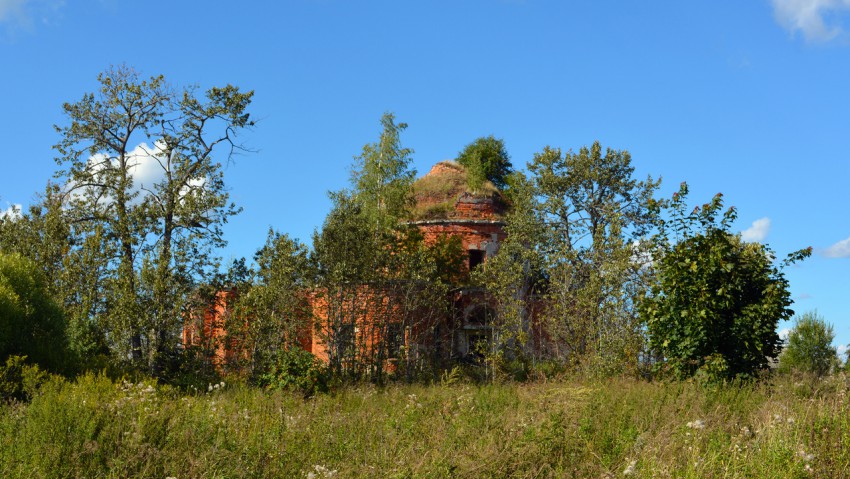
top-left (1, 0), bottom-right (848, 352)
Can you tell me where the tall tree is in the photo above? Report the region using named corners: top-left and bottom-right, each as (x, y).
top-left (140, 83), bottom-right (252, 372)
top-left (53, 66), bottom-right (253, 372)
top-left (484, 141), bottom-right (661, 375)
top-left (313, 113), bottom-right (456, 382)
top-left (475, 171), bottom-right (545, 373)
top-left (534, 142), bottom-right (660, 373)
top-left (350, 112), bottom-right (415, 227)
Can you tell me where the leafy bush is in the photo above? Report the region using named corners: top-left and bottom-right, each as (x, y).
top-left (642, 184), bottom-right (810, 381)
top-left (0, 253), bottom-right (69, 373)
top-left (256, 348), bottom-right (328, 396)
top-left (778, 311), bottom-right (839, 377)
top-left (456, 136), bottom-right (513, 190)
top-left (153, 346), bottom-right (222, 392)
top-left (0, 355), bottom-right (48, 401)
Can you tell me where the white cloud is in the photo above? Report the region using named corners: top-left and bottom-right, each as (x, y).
top-left (630, 240), bottom-right (656, 269)
top-left (76, 142), bottom-right (167, 198)
top-left (795, 292), bottom-right (813, 300)
top-left (771, 0), bottom-right (850, 42)
top-left (0, 0), bottom-right (64, 33)
top-left (0, 203), bottom-right (21, 220)
top-left (778, 327), bottom-right (792, 341)
top-left (741, 217), bottom-right (771, 242)
top-left (822, 236), bottom-right (850, 258)
top-left (0, 0), bottom-right (27, 22)
top-left (127, 142), bottom-right (168, 188)
top-left (69, 141), bottom-right (207, 206)
top-left (838, 343), bottom-right (848, 361)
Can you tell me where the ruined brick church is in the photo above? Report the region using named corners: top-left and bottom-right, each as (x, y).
top-left (183, 160), bottom-right (510, 366)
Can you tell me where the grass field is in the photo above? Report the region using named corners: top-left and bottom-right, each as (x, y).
top-left (1, 372), bottom-right (848, 478)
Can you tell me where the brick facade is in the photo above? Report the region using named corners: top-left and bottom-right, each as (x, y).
top-left (184, 161), bottom-right (509, 367)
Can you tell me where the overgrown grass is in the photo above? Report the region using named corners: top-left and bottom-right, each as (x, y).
top-left (412, 161), bottom-right (500, 220)
top-left (1, 373), bottom-right (848, 478)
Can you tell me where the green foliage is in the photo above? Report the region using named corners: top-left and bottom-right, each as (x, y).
top-left (481, 142), bottom-right (661, 376)
top-left (455, 135), bottom-right (513, 191)
top-left (642, 183), bottom-right (811, 380)
top-left (475, 172), bottom-right (544, 369)
top-left (0, 355), bottom-right (49, 401)
top-left (351, 112), bottom-right (415, 225)
top-left (256, 348), bottom-right (328, 396)
top-left (0, 185), bottom-right (108, 369)
top-left (313, 114), bottom-right (456, 382)
top-left (53, 65), bottom-right (253, 373)
top-left (0, 253), bottom-right (69, 373)
top-left (410, 161), bottom-right (500, 220)
top-left (422, 233), bottom-right (467, 285)
top-left (778, 311), bottom-right (838, 377)
top-left (233, 231), bottom-right (313, 376)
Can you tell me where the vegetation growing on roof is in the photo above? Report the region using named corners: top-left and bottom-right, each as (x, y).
top-left (411, 161), bottom-right (502, 220)
top-left (456, 136), bottom-right (513, 191)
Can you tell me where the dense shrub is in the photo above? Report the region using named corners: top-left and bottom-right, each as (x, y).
top-left (642, 185), bottom-right (809, 381)
top-left (256, 348), bottom-right (328, 396)
top-left (0, 253), bottom-right (69, 372)
top-left (779, 311), bottom-right (839, 377)
top-left (0, 355), bottom-right (48, 401)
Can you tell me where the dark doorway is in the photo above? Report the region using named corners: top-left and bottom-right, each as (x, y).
top-left (468, 249), bottom-right (484, 270)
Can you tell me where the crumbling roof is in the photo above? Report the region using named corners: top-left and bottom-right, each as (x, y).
top-left (411, 161), bottom-right (506, 221)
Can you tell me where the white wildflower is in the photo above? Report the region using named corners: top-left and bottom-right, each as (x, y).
top-left (686, 419), bottom-right (705, 430)
top-left (307, 465), bottom-right (337, 478)
top-left (797, 449), bottom-right (815, 462)
top-left (623, 460), bottom-right (637, 476)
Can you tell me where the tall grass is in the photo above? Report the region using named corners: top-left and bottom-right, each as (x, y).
top-left (1, 373), bottom-right (848, 477)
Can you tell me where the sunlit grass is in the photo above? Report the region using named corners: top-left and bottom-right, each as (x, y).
top-left (1, 373), bottom-right (848, 477)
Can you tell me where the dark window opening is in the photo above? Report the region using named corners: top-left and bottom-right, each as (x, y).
top-left (467, 305), bottom-right (495, 326)
top-left (386, 323), bottom-right (404, 358)
top-left (334, 323), bottom-right (355, 359)
top-left (468, 249), bottom-right (485, 270)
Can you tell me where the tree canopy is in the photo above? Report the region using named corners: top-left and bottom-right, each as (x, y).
top-left (641, 183), bottom-right (811, 380)
top-left (479, 141), bottom-right (661, 376)
top-left (52, 66), bottom-right (253, 372)
top-left (456, 136), bottom-right (513, 191)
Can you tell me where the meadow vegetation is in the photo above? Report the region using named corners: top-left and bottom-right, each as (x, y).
top-left (1, 371), bottom-right (848, 478)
